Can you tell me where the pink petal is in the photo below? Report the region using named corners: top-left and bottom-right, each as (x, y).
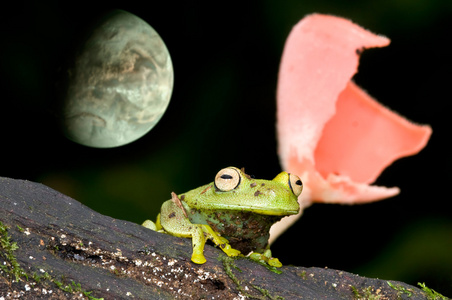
top-left (277, 14), bottom-right (391, 167)
top-left (271, 13), bottom-right (432, 243)
top-left (315, 81), bottom-right (432, 185)
top-left (276, 13), bottom-right (431, 206)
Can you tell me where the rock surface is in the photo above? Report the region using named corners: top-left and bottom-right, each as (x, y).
top-left (0, 177), bottom-right (433, 299)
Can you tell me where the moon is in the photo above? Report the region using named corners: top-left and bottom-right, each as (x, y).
top-left (60, 10), bottom-right (173, 148)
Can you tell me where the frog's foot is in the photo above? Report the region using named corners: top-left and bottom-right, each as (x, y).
top-left (191, 246), bottom-right (207, 264)
top-left (249, 249), bottom-right (282, 268)
top-left (142, 220), bottom-right (157, 231)
top-left (201, 225), bottom-right (241, 258)
top-left (142, 214), bottom-right (163, 231)
top-left (219, 243), bottom-right (241, 257)
top-left (218, 236), bottom-right (229, 244)
top-left (190, 226), bottom-right (208, 264)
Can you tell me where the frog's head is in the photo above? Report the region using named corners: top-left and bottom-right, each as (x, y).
top-left (189, 167), bottom-right (302, 216)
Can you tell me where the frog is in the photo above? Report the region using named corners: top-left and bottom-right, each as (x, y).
top-left (142, 167), bottom-right (302, 267)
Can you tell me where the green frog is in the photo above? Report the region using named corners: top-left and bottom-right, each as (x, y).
top-left (142, 167), bottom-right (302, 267)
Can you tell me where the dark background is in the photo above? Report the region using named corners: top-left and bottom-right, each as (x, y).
top-left (1, 0), bottom-right (451, 296)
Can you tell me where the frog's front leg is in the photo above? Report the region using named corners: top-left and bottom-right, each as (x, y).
top-left (189, 224), bottom-right (241, 264)
top-left (200, 225), bottom-right (241, 258)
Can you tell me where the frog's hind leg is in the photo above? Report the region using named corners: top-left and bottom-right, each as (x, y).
top-left (159, 199), bottom-right (208, 264)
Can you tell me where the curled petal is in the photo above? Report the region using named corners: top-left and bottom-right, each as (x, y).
top-left (271, 14), bottom-right (432, 243)
top-left (314, 81), bottom-right (432, 186)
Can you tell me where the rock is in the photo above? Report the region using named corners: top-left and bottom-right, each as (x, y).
top-left (0, 177), bottom-right (433, 299)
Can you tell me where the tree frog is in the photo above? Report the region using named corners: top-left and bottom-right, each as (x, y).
top-left (142, 167), bottom-right (302, 267)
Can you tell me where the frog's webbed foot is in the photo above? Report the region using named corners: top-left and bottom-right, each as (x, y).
top-left (249, 249), bottom-right (282, 268)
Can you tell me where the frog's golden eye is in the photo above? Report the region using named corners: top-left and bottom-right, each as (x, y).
top-left (215, 167), bottom-right (241, 191)
top-left (288, 174), bottom-right (303, 197)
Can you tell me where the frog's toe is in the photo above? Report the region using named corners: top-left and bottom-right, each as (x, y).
top-left (191, 253), bottom-right (207, 264)
top-left (268, 257), bottom-right (282, 268)
top-left (249, 252), bottom-right (283, 267)
top-left (218, 236), bottom-right (229, 244)
top-left (220, 244), bottom-right (241, 257)
top-left (142, 220), bottom-right (157, 231)
top-left (250, 252), bottom-right (266, 263)
top-left (225, 248), bottom-right (241, 257)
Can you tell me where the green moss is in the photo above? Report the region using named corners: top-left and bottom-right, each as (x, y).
top-left (31, 270), bottom-right (104, 299)
top-left (221, 256), bottom-right (242, 287)
top-left (0, 221), bottom-right (28, 281)
top-left (298, 270), bottom-right (307, 279)
top-left (387, 281), bottom-right (413, 297)
top-left (0, 221), bottom-right (102, 299)
top-left (54, 278), bottom-right (102, 299)
top-left (418, 282), bottom-right (449, 300)
top-left (32, 271), bottom-right (52, 283)
top-left (251, 284), bottom-right (284, 300)
top-left (350, 285), bottom-right (360, 297)
top-left (220, 256), bottom-right (284, 299)
top-left (350, 285), bottom-right (383, 300)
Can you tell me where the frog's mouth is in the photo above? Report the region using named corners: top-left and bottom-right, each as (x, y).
top-left (213, 204), bottom-right (299, 216)
top-left (249, 207), bottom-right (299, 216)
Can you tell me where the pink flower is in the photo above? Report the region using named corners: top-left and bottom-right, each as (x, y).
top-left (270, 14), bottom-right (432, 242)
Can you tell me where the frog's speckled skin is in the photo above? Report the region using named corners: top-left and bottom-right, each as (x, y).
top-left (142, 167), bottom-right (302, 266)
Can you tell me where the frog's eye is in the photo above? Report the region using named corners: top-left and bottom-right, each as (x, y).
top-left (215, 167), bottom-right (241, 191)
top-left (288, 174), bottom-right (303, 197)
